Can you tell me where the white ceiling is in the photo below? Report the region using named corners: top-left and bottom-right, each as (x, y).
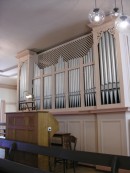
top-left (0, 0), bottom-right (130, 86)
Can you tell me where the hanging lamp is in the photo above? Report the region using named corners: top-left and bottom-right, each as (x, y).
top-left (111, 0), bottom-right (120, 17)
top-left (88, 0), bottom-right (105, 25)
top-left (115, 0), bottom-right (130, 33)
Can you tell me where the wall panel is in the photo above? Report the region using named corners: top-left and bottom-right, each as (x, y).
top-left (83, 120), bottom-right (97, 152)
top-left (68, 121), bottom-right (82, 150)
top-left (100, 120), bottom-right (122, 154)
top-left (58, 121), bottom-right (67, 133)
top-left (55, 111), bottom-right (129, 156)
top-left (97, 113), bottom-right (127, 155)
top-left (55, 114), bottom-right (97, 152)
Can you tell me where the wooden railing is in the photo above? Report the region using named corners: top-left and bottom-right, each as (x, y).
top-left (0, 138), bottom-right (130, 173)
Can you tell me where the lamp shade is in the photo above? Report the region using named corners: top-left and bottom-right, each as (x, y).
top-left (111, 7), bottom-right (120, 17)
top-left (115, 15), bottom-right (130, 33)
top-left (88, 8), bottom-right (105, 25)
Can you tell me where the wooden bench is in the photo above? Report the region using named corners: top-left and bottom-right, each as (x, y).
top-left (0, 158), bottom-right (50, 173)
top-left (116, 156), bottom-right (130, 173)
top-left (0, 138), bottom-right (129, 173)
top-left (0, 138), bottom-right (63, 172)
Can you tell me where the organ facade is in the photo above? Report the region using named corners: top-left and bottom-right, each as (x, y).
top-left (17, 18), bottom-right (130, 156)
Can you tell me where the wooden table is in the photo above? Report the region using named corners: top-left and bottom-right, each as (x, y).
top-left (51, 133), bottom-right (71, 149)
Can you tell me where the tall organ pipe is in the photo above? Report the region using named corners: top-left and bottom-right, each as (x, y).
top-left (105, 32), bottom-right (113, 103)
top-left (98, 31), bottom-right (120, 105)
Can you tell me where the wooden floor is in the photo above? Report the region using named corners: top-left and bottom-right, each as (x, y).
top-left (54, 165), bottom-right (105, 173)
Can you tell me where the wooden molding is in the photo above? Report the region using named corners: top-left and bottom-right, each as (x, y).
top-left (52, 106), bottom-right (129, 116)
top-left (16, 49), bottom-right (36, 59)
top-left (0, 84), bottom-right (17, 90)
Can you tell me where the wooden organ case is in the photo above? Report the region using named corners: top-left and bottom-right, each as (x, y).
top-left (6, 111), bottom-right (59, 171)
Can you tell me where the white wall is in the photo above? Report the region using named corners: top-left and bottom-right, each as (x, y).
top-left (0, 87), bottom-right (17, 122)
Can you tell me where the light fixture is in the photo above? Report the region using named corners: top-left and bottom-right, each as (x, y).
top-left (26, 94), bottom-right (33, 99)
top-left (110, 0), bottom-right (120, 17)
top-left (23, 91), bottom-right (33, 100)
top-left (88, 0), bottom-right (105, 25)
top-left (115, 0), bottom-right (130, 33)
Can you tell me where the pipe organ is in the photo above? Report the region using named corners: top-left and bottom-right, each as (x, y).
top-left (32, 49), bottom-right (97, 110)
top-left (18, 21), bottom-right (124, 111)
top-left (17, 18), bottom-right (130, 160)
top-left (17, 17), bottom-right (127, 113)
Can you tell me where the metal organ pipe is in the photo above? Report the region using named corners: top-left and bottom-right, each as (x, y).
top-left (55, 57), bottom-right (65, 109)
top-left (19, 62), bottom-right (27, 110)
top-left (68, 58), bottom-right (80, 108)
top-left (99, 39), bottom-right (105, 104)
top-left (43, 66), bottom-right (52, 109)
top-left (33, 64), bottom-right (41, 110)
top-left (90, 49), bottom-right (94, 106)
top-left (105, 32), bottom-right (113, 103)
top-left (102, 33), bottom-right (109, 104)
top-left (98, 31), bottom-right (120, 105)
top-left (89, 51), bottom-right (92, 106)
top-left (111, 34), bottom-right (120, 103)
top-left (83, 48), bottom-right (96, 107)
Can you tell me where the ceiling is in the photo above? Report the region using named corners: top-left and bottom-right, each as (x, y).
top-left (0, 0), bottom-right (130, 86)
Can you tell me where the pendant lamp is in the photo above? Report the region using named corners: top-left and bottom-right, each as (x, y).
top-left (115, 0), bottom-right (130, 33)
top-left (88, 0), bottom-right (105, 25)
top-left (111, 0), bottom-right (120, 17)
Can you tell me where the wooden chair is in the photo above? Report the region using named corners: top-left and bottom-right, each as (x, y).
top-left (54, 135), bottom-right (77, 173)
top-left (67, 135), bottom-right (77, 173)
top-left (69, 135), bottom-right (77, 150)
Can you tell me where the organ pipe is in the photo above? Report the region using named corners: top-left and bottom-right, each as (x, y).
top-left (43, 66), bottom-right (52, 109)
top-left (55, 57), bottom-right (65, 109)
top-left (98, 31), bottom-right (120, 105)
top-left (83, 48), bottom-right (96, 106)
top-left (33, 63), bottom-right (41, 109)
top-left (68, 58), bottom-right (81, 107)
